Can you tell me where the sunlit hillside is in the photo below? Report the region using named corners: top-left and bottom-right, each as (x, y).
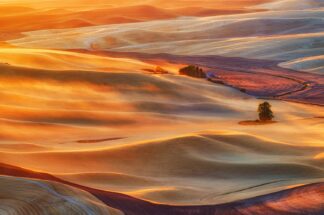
top-left (0, 0), bottom-right (323, 214)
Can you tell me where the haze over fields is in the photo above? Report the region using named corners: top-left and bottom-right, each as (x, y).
top-left (0, 0), bottom-right (323, 214)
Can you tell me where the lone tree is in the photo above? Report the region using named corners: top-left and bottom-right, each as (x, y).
top-left (258, 101), bottom-right (274, 121)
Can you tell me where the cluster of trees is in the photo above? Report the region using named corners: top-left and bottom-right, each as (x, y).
top-left (179, 65), bottom-right (206, 78)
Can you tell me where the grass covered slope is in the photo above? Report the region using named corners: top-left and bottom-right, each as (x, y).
top-left (0, 163), bottom-right (322, 215)
top-left (0, 175), bottom-right (123, 215)
top-left (0, 0), bottom-right (323, 213)
top-left (0, 0), bottom-right (270, 41)
top-left (0, 131), bottom-right (323, 205)
top-left (10, 2), bottom-right (323, 73)
top-left (0, 61), bottom-right (322, 204)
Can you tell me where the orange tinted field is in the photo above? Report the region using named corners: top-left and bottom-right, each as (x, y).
top-left (0, 0), bottom-right (323, 214)
top-left (0, 0), bottom-right (270, 41)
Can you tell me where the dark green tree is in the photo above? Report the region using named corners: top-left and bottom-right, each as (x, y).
top-left (258, 102), bottom-right (274, 121)
top-left (179, 65), bottom-right (206, 78)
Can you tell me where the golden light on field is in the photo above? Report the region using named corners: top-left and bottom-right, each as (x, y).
top-left (0, 0), bottom-right (323, 213)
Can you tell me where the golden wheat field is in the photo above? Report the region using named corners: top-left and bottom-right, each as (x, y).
top-left (0, 0), bottom-right (323, 214)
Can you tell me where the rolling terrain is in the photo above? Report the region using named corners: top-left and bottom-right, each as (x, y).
top-left (9, 4), bottom-right (324, 74)
top-left (0, 163), bottom-right (322, 215)
top-left (0, 0), bottom-right (323, 214)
